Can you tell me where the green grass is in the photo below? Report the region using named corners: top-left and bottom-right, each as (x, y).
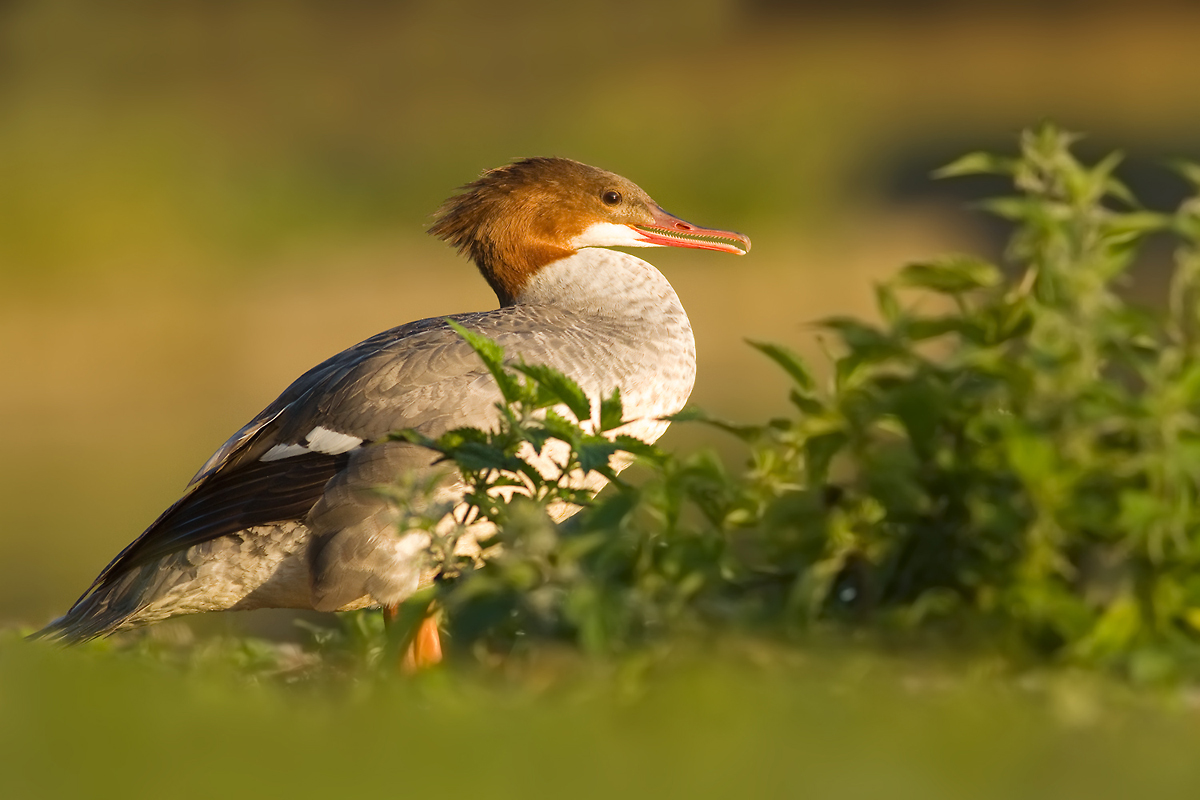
top-left (5, 633), bottom-right (1200, 800)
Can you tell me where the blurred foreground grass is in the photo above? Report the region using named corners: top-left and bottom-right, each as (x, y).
top-left (5, 633), bottom-right (1200, 800)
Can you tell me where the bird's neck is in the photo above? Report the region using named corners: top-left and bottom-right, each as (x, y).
top-left (509, 248), bottom-right (687, 324)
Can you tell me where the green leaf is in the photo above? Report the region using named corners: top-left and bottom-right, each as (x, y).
top-left (747, 339), bottom-right (816, 392)
top-left (804, 430), bottom-right (848, 486)
top-left (895, 255), bottom-right (1001, 294)
top-left (875, 282), bottom-right (901, 325)
top-left (1116, 490), bottom-right (1165, 533)
top-left (446, 440), bottom-right (527, 474)
top-left (447, 319), bottom-right (524, 403)
top-left (889, 381), bottom-right (945, 459)
top-left (388, 428), bottom-right (437, 448)
top-left (1077, 149), bottom-right (1126, 206)
top-left (578, 440), bottom-right (620, 474)
top-left (540, 409), bottom-right (585, 446)
top-left (1167, 159), bottom-right (1200, 191)
top-left (512, 361), bottom-right (593, 421)
top-left (933, 151), bottom-right (1016, 178)
top-left (664, 406), bottom-right (708, 423)
top-left (789, 389), bottom-right (825, 416)
top-left (903, 316), bottom-right (980, 343)
top-left (1074, 592), bottom-right (1142, 661)
top-left (979, 196), bottom-right (1038, 222)
top-left (1107, 210), bottom-right (1171, 238)
top-left (1006, 431), bottom-right (1058, 488)
top-left (610, 434), bottom-right (662, 460)
top-left (819, 317), bottom-right (894, 353)
top-left (599, 388), bottom-right (625, 432)
top-left (980, 301), bottom-right (1033, 345)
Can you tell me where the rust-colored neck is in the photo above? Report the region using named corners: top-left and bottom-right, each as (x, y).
top-left (429, 157), bottom-right (642, 306)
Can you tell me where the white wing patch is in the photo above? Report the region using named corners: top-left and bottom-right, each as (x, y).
top-left (261, 443), bottom-right (310, 462)
top-left (260, 426), bottom-right (364, 462)
top-left (305, 426), bottom-right (363, 455)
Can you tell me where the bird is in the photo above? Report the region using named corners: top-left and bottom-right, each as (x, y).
top-left (36, 157), bottom-right (751, 663)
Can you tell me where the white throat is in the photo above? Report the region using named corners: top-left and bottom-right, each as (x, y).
top-left (514, 248), bottom-right (684, 319)
top-left (511, 246), bottom-right (697, 453)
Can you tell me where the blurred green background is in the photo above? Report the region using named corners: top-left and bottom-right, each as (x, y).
top-left (4, 0), bottom-right (1200, 633)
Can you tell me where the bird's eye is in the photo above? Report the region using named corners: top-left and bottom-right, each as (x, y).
top-left (601, 190), bottom-right (622, 206)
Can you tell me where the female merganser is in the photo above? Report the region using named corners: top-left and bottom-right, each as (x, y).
top-left (38, 157), bottom-right (750, 660)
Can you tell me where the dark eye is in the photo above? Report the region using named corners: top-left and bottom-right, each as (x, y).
top-left (601, 190), bottom-right (621, 206)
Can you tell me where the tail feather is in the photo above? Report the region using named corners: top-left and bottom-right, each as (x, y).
top-left (32, 556), bottom-right (192, 643)
top-left (33, 523), bottom-right (316, 644)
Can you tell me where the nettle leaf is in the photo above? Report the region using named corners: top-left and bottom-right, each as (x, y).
top-left (896, 255), bottom-right (1001, 294)
top-left (428, 425), bottom-right (491, 452)
top-left (389, 428), bottom-right (437, 448)
top-left (789, 389), bottom-right (825, 416)
top-left (1107, 210), bottom-right (1171, 240)
top-left (903, 316), bottom-right (981, 344)
top-left (875, 282), bottom-right (902, 326)
top-left (1005, 431), bottom-right (1058, 488)
top-left (1174, 438), bottom-right (1200, 475)
top-left (980, 301), bottom-right (1033, 344)
top-left (540, 409), bottom-right (584, 446)
top-left (668, 405), bottom-right (771, 444)
top-left (747, 339), bottom-right (816, 392)
top-left (1167, 159), bottom-right (1200, 191)
top-left (610, 434), bottom-right (661, 460)
top-left (513, 361), bottom-right (592, 421)
top-left (1116, 490), bottom-right (1166, 533)
top-left (889, 381), bottom-right (946, 459)
top-left (1076, 592), bottom-right (1142, 660)
top-left (598, 388), bottom-right (625, 432)
top-left (447, 440), bottom-right (527, 474)
top-left (933, 151), bottom-right (1017, 178)
top-left (1103, 175), bottom-right (1138, 209)
top-left (664, 406), bottom-right (708, 423)
top-left (804, 430), bottom-right (848, 486)
top-left (447, 319), bottom-right (524, 403)
top-left (979, 195), bottom-right (1040, 223)
top-left (820, 316), bottom-right (894, 352)
top-left (1064, 149), bottom-right (1124, 207)
top-left (578, 440), bottom-right (620, 474)
top-left (522, 425), bottom-right (553, 454)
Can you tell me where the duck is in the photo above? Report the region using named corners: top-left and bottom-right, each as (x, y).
top-left (36, 157), bottom-right (751, 664)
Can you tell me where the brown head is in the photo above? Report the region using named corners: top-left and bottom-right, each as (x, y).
top-left (429, 157), bottom-right (750, 306)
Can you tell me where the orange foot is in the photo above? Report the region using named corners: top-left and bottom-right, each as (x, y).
top-left (384, 603), bottom-right (443, 674)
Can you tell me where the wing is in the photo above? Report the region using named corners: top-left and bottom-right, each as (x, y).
top-left (74, 312), bottom-right (518, 601)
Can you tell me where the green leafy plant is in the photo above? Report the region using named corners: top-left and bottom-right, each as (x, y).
top-left (739, 124), bottom-right (1200, 682)
top-left (341, 124), bottom-right (1200, 683)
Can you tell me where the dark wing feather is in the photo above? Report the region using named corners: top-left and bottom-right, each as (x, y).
top-left (82, 451), bottom-right (349, 597)
top-left (123, 452), bottom-right (349, 570)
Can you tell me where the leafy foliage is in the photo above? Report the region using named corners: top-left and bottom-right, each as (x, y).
top-left (361, 124), bottom-right (1200, 682)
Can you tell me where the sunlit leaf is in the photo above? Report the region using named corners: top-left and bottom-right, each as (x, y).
top-left (513, 361), bottom-right (592, 421)
top-left (748, 339), bottom-right (816, 392)
top-left (448, 319), bottom-right (523, 403)
top-left (933, 151), bottom-right (1016, 178)
top-left (896, 255), bottom-right (1001, 294)
top-left (599, 388), bottom-right (625, 432)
